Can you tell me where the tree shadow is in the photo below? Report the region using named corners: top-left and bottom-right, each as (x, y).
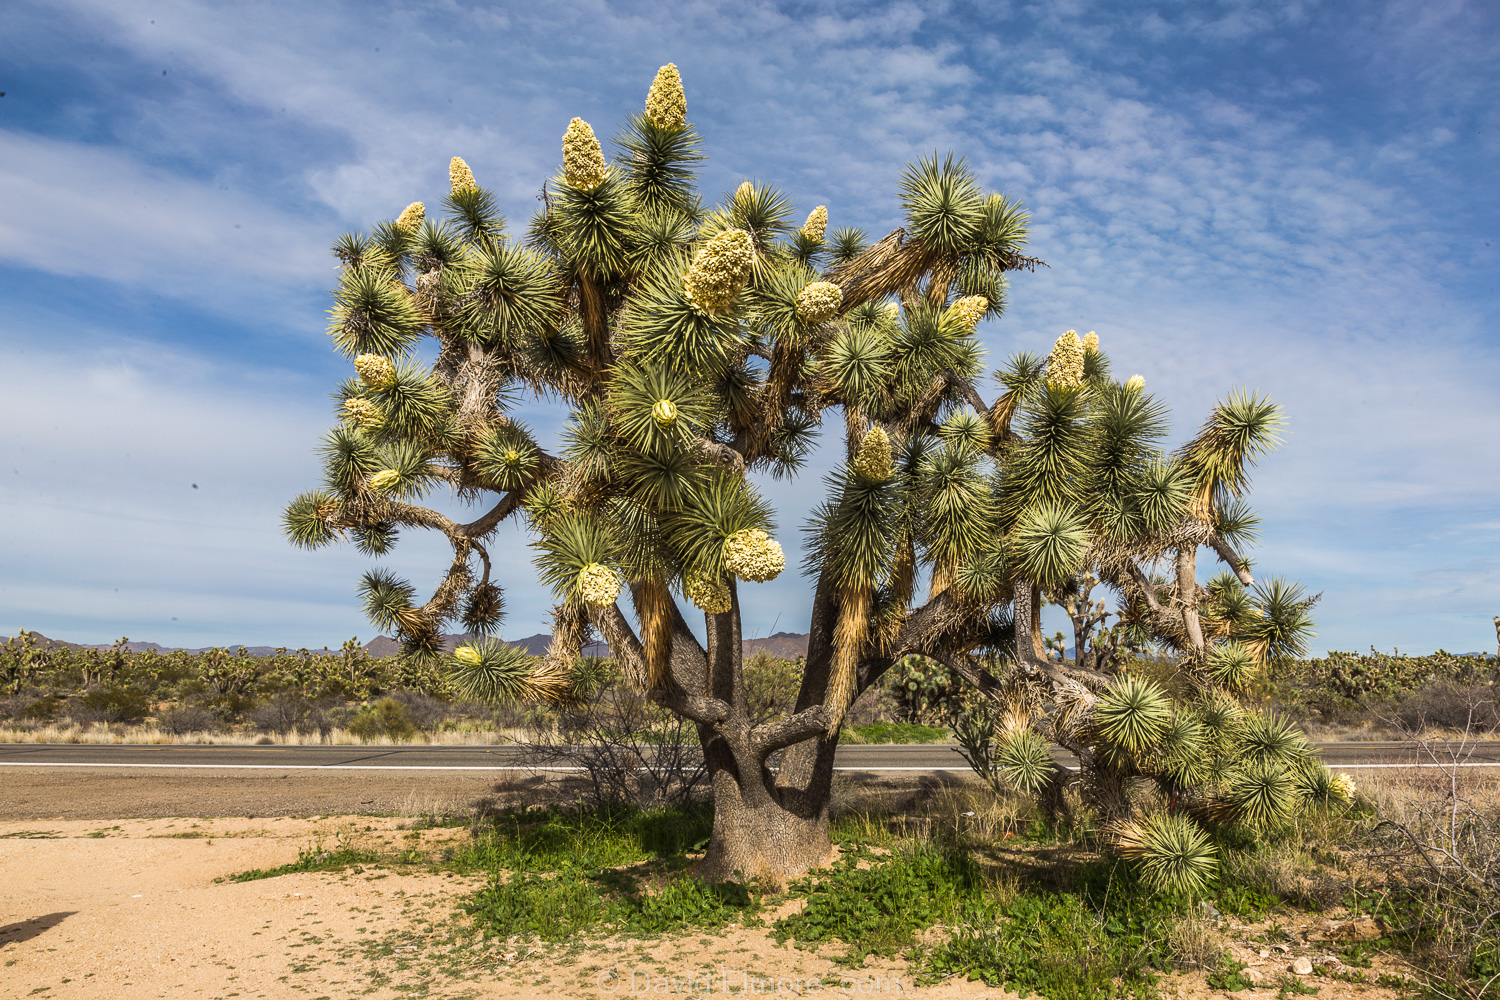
top-left (0, 911), bottom-right (76, 945)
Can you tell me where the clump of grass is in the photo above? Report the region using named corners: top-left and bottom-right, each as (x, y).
top-left (840, 722), bottom-right (950, 744)
top-left (444, 802), bottom-right (714, 874)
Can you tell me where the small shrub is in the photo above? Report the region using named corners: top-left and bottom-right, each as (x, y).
top-left (743, 651), bottom-right (801, 723)
top-left (73, 686), bottom-right (150, 724)
top-left (20, 694), bottom-right (64, 722)
top-left (1394, 681), bottom-right (1500, 731)
top-left (348, 697), bottom-right (418, 742)
top-left (249, 693), bottom-right (309, 735)
top-left (387, 690), bottom-right (448, 731)
top-left (157, 702), bottom-right (216, 735)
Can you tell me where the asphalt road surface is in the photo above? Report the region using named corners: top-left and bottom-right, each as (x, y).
top-left (2, 741), bottom-right (1497, 771)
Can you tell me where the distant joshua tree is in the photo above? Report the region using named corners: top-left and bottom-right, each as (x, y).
top-left (285, 64), bottom-right (1327, 886)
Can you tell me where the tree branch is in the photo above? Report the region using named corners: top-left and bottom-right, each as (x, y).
top-left (592, 598), bottom-right (728, 726)
top-left (694, 437), bottom-right (747, 474)
top-left (1208, 534), bottom-right (1255, 587)
top-left (944, 370), bottom-right (990, 415)
top-left (751, 705), bottom-right (832, 757)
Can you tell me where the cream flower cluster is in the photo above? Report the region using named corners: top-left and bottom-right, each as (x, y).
top-left (684, 572), bottom-right (731, 614)
top-left (453, 645), bottom-right (482, 666)
top-left (735, 181), bottom-right (753, 201)
top-left (1046, 330), bottom-right (1085, 390)
top-left (723, 529), bottom-right (785, 583)
top-left (949, 295), bottom-right (988, 331)
top-left (1125, 375), bottom-right (1146, 393)
top-left (1331, 772), bottom-right (1356, 803)
top-left (562, 118), bottom-right (610, 192)
top-left (683, 228), bottom-right (755, 315)
top-left (342, 397), bottom-right (385, 430)
top-left (852, 425), bottom-right (893, 481)
top-left (577, 563), bottom-right (622, 607)
top-left (645, 63), bottom-right (687, 129)
top-left (801, 205), bottom-right (828, 242)
top-left (449, 157), bottom-right (477, 195)
top-left (368, 469), bottom-right (401, 495)
top-left (651, 399), bottom-right (679, 428)
top-left (795, 281), bottom-right (843, 324)
top-left (1083, 330), bottom-right (1099, 353)
top-left (354, 354), bottom-right (397, 389)
top-left (395, 202), bottom-right (425, 232)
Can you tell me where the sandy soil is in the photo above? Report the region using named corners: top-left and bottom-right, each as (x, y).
top-left (0, 768), bottom-right (1427, 998)
top-left (0, 813), bottom-right (1414, 1000)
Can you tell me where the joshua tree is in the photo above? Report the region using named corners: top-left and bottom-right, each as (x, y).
top-left (284, 65), bottom-right (1323, 885)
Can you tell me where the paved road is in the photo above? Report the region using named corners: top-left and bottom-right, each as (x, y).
top-left (1, 741), bottom-right (1496, 771)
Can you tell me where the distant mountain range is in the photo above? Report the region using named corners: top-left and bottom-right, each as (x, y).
top-left (4, 629), bottom-right (813, 660)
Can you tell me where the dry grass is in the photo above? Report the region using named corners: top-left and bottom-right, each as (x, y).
top-left (1167, 909), bottom-right (1227, 970)
top-left (0, 722), bottom-right (534, 746)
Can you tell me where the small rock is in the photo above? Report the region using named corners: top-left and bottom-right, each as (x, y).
top-left (1242, 968), bottom-right (1269, 987)
top-left (1291, 957), bottom-right (1314, 976)
top-left (1338, 916), bottom-right (1383, 941)
top-left (1258, 948), bottom-right (1270, 959)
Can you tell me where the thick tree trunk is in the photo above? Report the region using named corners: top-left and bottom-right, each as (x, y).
top-left (696, 727), bottom-right (836, 883)
top-left (693, 579), bottom-right (838, 883)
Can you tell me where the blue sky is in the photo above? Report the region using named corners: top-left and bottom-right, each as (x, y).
top-left (1, 0), bottom-right (1496, 655)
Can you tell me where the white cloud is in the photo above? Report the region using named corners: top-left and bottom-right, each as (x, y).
top-left (1, 0), bottom-right (1495, 653)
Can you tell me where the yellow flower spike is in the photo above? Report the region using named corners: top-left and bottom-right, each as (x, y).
top-left (723, 529), bottom-right (785, 583)
top-left (341, 396), bottom-right (385, 430)
top-left (354, 354), bottom-right (397, 390)
top-left (453, 645), bottom-right (482, 666)
top-left (1046, 330), bottom-right (1085, 390)
top-left (795, 281), bottom-right (843, 324)
top-left (1331, 772), bottom-right (1356, 802)
top-left (684, 573), bottom-right (731, 614)
top-left (395, 202), bottom-right (425, 232)
top-left (949, 295), bottom-right (988, 331)
top-left (852, 425), bottom-right (893, 482)
top-left (735, 181), bottom-right (753, 201)
top-left (449, 157), bottom-right (477, 195)
top-left (801, 205), bottom-right (828, 242)
top-left (562, 118), bottom-right (610, 192)
top-left (644, 63), bottom-right (687, 130)
top-left (651, 399), bottom-right (679, 428)
top-left (1125, 374), bottom-right (1146, 393)
top-left (1083, 331), bottom-right (1099, 353)
top-left (368, 469), bottom-right (401, 495)
top-left (682, 228), bottom-right (755, 315)
top-left (577, 563), bottom-right (622, 608)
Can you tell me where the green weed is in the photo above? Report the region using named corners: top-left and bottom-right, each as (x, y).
top-left (775, 842), bottom-right (992, 965)
top-left (226, 845), bottom-right (378, 882)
